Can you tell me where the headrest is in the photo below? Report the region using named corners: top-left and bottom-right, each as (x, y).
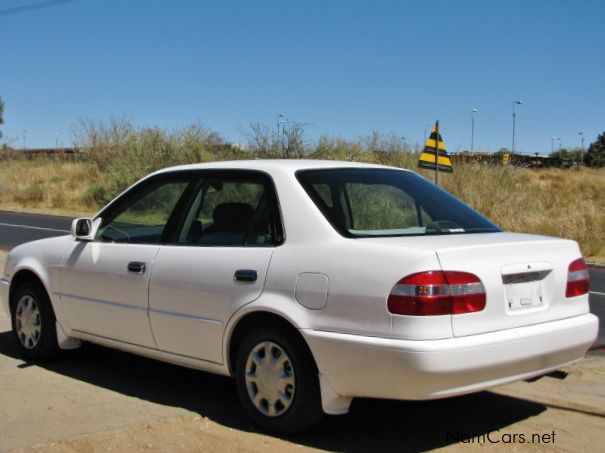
top-left (213, 202), bottom-right (254, 232)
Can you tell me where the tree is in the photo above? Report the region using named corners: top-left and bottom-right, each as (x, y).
top-left (548, 147), bottom-right (583, 168)
top-left (550, 147), bottom-right (582, 161)
top-left (585, 132), bottom-right (605, 168)
top-left (246, 119), bottom-right (308, 158)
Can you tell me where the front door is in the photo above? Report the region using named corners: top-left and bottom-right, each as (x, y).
top-left (60, 175), bottom-right (193, 347)
top-left (61, 242), bottom-right (160, 347)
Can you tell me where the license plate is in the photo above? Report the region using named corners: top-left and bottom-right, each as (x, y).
top-left (503, 274), bottom-right (543, 310)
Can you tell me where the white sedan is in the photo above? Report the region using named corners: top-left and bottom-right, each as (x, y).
top-left (0, 160), bottom-right (598, 433)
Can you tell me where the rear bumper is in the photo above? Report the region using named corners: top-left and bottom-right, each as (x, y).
top-left (302, 313), bottom-right (598, 401)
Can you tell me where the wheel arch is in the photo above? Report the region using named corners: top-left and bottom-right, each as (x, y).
top-left (9, 267), bottom-right (49, 310)
top-left (8, 265), bottom-right (70, 339)
top-left (224, 301), bottom-right (354, 416)
top-left (225, 309), bottom-right (317, 377)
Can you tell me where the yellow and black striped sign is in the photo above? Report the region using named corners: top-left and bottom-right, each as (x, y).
top-left (418, 122), bottom-right (453, 173)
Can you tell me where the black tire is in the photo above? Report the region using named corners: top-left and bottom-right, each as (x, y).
top-left (10, 280), bottom-right (61, 360)
top-left (235, 326), bottom-right (323, 433)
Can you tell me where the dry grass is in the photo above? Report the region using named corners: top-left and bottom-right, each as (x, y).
top-left (0, 158), bottom-right (99, 217)
top-left (0, 156), bottom-right (603, 261)
top-left (435, 166), bottom-right (605, 261)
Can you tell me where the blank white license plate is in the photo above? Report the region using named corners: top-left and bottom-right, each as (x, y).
top-left (504, 275), bottom-right (543, 311)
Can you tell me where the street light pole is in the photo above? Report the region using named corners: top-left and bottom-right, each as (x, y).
top-left (551, 137), bottom-right (555, 154)
top-left (471, 108), bottom-right (478, 153)
top-left (277, 113), bottom-right (285, 157)
top-left (512, 100), bottom-right (523, 157)
top-left (434, 120), bottom-right (440, 186)
top-left (579, 132), bottom-right (584, 169)
top-left (557, 137), bottom-right (562, 151)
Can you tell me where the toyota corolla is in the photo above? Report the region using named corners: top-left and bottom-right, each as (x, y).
top-left (0, 160), bottom-right (597, 433)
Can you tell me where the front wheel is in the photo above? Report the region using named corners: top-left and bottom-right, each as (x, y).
top-left (11, 281), bottom-right (61, 360)
top-left (235, 327), bottom-right (323, 433)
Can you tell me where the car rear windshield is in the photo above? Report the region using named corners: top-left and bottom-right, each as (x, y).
top-left (296, 168), bottom-right (501, 237)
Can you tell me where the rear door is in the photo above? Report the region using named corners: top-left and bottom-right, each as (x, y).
top-left (148, 171), bottom-right (283, 363)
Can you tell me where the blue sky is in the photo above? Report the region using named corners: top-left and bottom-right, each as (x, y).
top-left (1, 0), bottom-right (603, 153)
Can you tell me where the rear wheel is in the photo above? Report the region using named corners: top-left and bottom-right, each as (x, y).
top-left (11, 280), bottom-right (60, 360)
top-left (235, 327), bottom-right (323, 433)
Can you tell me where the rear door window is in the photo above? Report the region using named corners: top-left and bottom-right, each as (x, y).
top-left (177, 172), bottom-right (283, 247)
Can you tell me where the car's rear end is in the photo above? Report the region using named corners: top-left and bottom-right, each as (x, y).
top-left (296, 166), bottom-right (598, 406)
top-left (383, 232), bottom-right (592, 340)
top-left (304, 235), bottom-right (597, 403)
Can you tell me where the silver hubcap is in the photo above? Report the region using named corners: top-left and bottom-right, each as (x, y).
top-left (245, 341), bottom-right (296, 417)
top-left (15, 295), bottom-right (42, 349)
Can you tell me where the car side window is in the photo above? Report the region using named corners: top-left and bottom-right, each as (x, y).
top-left (177, 174), bottom-right (280, 247)
top-left (96, 179), bottom-right (191, 244)
top-left (313, 183), bottom-right (334, 208)
top-left (344, 183), bottom-right (430, 232)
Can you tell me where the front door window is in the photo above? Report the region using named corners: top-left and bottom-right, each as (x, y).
top-left (96, 179), bottom-right (191, 244)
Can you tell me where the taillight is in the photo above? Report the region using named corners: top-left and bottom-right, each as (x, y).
top-left (387, 271), bottom-right (486, 316)
top-left (566, 258), bottom-right (590, 297)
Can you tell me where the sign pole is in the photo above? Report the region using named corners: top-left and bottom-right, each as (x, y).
top-left (435, 120), bottom-right (439, 186)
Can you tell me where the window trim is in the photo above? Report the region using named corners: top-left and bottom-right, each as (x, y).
top-left (296, 167), bottom-right (501, 239)
top-left (94, 172), bottom-right (198, 244)
top-left (95, 169), bottom-right (286, 247)
top-left (173, 169), bottom-right (285, 247)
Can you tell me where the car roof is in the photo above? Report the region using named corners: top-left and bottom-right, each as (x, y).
top-left (153, 159), bottom-right (412, 176)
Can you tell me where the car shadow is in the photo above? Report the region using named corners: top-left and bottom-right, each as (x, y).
top-left (0, 331), bottom-right (546, 452)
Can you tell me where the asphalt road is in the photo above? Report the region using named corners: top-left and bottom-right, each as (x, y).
top-left (0, 210), bottom-right (72, 250)
top-left (0, 210), bottom-right (603, 348)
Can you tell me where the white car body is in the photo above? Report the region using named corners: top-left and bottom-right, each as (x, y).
top-left (0, 160), bottom-right (598, 422)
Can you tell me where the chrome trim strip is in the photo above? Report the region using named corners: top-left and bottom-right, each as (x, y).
top-left (56, 292), bottom-right (148, 313)
top-left (56, 292), bottom-right (223, 326)
top-left (148, 308), bottom-right (223, 326)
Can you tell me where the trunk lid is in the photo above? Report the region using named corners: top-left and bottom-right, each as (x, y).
top-left (361, 232), bottom-right (588, 337)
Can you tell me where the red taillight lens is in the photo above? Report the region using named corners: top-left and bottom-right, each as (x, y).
top-left (387, 271), bottom-right (486, 316)
top-left (566, 258), bottom-right (590, 297)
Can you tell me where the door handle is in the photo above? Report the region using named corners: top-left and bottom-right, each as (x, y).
top-left (234, 269), bottom-right (258, 282)
top-left (127, 261), bottom-right (146, 274)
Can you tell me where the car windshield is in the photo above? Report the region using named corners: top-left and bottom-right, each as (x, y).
top-left (296, 168), bottom-right (501, 237)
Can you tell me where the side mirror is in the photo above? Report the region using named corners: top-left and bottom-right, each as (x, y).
top-left (71, 218), bottom-right (95, 241)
